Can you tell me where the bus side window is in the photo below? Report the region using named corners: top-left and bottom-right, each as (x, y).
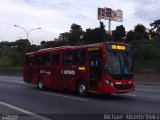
top-left (36, 55), bottom-right (41, 65)
top-left (52, 54), bottom-right (60, 65)
top-left (45, 54), bottom-right (51, 66)
top-left (62, 51), bottom-right (74, 66)
top-left (74, 49), bottom-right (86, 65)
top-left (36, 54), bottom-right (51, 66)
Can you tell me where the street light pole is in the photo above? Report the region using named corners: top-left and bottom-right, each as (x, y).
top-left (14, 25), bottom-right (41, 44)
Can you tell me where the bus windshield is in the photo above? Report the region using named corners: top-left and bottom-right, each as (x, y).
top-left (105, 50), bottom-right (133, 75)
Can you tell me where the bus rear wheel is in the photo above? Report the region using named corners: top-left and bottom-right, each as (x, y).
top-left (77, 82), bottom-right (87, 96)
top-left (37, 78), bottom-right (45, 90)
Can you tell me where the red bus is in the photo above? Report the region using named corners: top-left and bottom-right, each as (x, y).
top-left (23, 42), bottom-right (135, 95)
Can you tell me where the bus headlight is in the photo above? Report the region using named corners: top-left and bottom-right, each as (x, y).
top-left (105, 80), bottom-right (114, 87)
top-left (110, 82), bottom-right (114, 87)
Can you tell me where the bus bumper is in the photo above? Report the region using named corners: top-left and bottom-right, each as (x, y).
top-left (97, 80), bottom-right (135, 94)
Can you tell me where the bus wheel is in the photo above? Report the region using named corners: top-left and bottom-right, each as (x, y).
top-left (37, 78), bottom-right (45, 90)
top-left (78, 82), bottom-right (87, 96)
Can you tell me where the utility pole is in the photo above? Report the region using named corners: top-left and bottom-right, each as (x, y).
top-left (14, 25), bottom-right (41, 45)
top-left (97, 7), bottom-right (123, 40)
top-left (14, 25), bottom-right (41, 52)
top-left (108, 20), bottom-right (111, 35)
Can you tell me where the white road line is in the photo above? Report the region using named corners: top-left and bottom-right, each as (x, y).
top-left (0, 101), bottom-right (51, 120)
top-left (122, 94), bottom-right (136, 97)
top-left (40, 91), bottom-right (88, 101)
top-left (122, 93), bottom-right (160, 99)
top-left (123, 93), bottom-right (160, 99)
top-left (136, 84), bottom-right (154, 87)
top-left (135, 94), bottom-right (160, 99)
top-left (0, 79), bottom-right (25, 84)
top-left (136, 88), bottom-right (160, 92)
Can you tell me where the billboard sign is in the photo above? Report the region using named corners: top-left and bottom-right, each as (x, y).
top-left (98, 8), bottom-right (123, 22)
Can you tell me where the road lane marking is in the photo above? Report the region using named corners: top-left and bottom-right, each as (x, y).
top-left (40, 91), bottom-right (88, 101)
top-left (136, 88), bottom-right (160, 92)
top-left (122, 94), bottom-right (136, 97)
top-left (0, 79), bottom-right (25, 84)
top-left (136, 85), bottom-right (160, 89)
top-left (136, 84), bottom-right (159, 87)
top-left (0, 101), bottom-right (51, 120)
top-left (135, 94), bottom-right (160, 99)
top-left (122, 93), bottom-right (160, 99)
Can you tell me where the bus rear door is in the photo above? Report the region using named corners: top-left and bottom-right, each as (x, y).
top-left (24, 55), bottom-right (34, 83)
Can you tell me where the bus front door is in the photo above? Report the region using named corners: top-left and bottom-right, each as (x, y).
top-left (88, 51), bottom-right (102, 90)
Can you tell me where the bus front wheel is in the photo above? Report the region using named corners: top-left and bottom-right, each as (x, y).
top-left (37, 78), bottom-right (45, 90)
top-left (78, 82), bottom-right (87, 96)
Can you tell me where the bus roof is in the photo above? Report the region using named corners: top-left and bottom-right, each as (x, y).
top-left (27, 42), bottom-right (105, 54)
top-left (38, 45), bottom-right (75, 52)
top-left (25, 42), bottom-right (130, 55)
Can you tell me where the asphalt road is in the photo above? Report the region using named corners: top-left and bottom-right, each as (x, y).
top-left (0, 76), bottom-right (160, 120)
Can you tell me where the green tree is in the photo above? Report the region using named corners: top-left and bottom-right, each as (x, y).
top-left (112, 25), bottom-right (126, 42)
top-left (68, 23), bottom-right (83, 45)
top-left (41, 41), bottom-right (55, 48)
top-left (70, 23), bottom-right (82, 31)
top-left (0, 41), bottom-right (10, 49)
top-left (59, 32), bottom-right (70, 42)
top-left (134, 24), bottom-right (148, 40)
top-left (150, 19), bottom-right (160, 34)
top-left (126, 30), bottom-right (134, 43)
top-left (83, 28), bottom-right (105, 44)
top-left (99, 21), bottom-right (109, 42)
top-left (15, 39), bottom-right (30, 53)
top-left (40, 41), bottom-right (46, 46)
top-left (100, 20), bottom-right (105, 30)
top-left (83, 21), bottom-right (108, 44)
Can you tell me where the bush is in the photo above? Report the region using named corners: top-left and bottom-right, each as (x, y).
top-left (131, 39), bottom-right (160, 69)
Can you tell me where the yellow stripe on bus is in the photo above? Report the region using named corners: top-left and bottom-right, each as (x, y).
top-left (78, 67), bottom-right (85, 70)
top-left (88, 47), bottom-right (99, 51)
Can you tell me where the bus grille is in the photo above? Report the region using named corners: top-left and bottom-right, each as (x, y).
top-left (115, 84), bottom-right (133, 90)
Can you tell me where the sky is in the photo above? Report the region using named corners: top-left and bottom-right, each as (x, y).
top-left (0, 0), bottom-right (160, 44)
